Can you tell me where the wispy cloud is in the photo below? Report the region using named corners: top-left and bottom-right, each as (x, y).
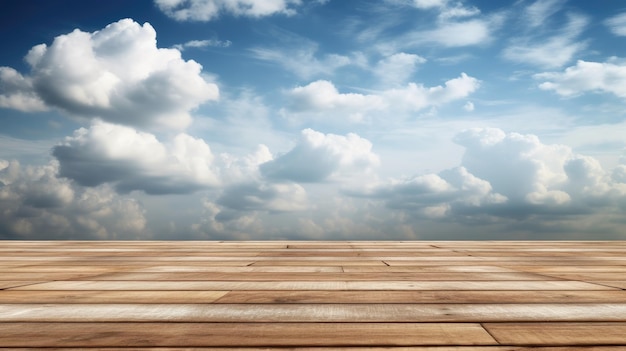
top-left (250, 44), bottom-right (353, 80)
top-left (502, 1), bottom-right (588, 69)
top-left (154, 0), bottom-right (304, 21)
top-left (173, 38), bottom-right (232, 50)
top-left (605, 12), bottom-right (626, 37)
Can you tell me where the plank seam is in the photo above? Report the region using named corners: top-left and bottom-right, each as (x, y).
top-left (479, 322), bottom-right (502, 345)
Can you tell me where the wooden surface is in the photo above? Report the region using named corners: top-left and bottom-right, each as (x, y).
top-left (1, 241), bottom-right (626, 349)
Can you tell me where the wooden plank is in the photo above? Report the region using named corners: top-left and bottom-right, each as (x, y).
top-left (0, 281), bottom-right (43, 289)
top-left (382, 259), bottom-right (626, 266)
top-left (342, 265), bottom-right (520, 273)
top-left (85, 272), bottom-right (558, 281)
top-left (2, 348), bottom-right (623, 351)
top-left (14, 289), bottom-right (624, 305)
top-left (2, 303), bottom-right (626, 322)
top-left (0, 266), bottom-right (132, 273)
top-left (0, 273), bottom-right (117, 280)
top-left (214, 290), bottom-right (626, 304)
top-left (250, 260), bottom-right (388, 266)
top-left (0, 322), bottom-right (497, 347)
top-left (132, 265), bottom-right (343, 273)
top-left (483, 322), bottom-right (626, 345)
top-left (533, 273), bottom-right (626, 281)
top-left (8, 280), bottom-right (348, 290)
top-left (507, 265), bottom-right (626, 273)
top-left (0, 291), bottom-right (229, 303)
top-left (589, 281), bottom-right (626, 289)
top-left (9, 280), bottom-right (617, 291)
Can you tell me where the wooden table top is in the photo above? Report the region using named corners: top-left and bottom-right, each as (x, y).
top-left (1, 241), bottom-right (625, 349)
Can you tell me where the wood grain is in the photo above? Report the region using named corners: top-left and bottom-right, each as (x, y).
top-left (1, 241), bottom-right (626, 348)
top-left (0, 322), bottom-right (496, 347)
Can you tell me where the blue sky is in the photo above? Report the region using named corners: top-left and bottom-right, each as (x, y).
top-left (1, 0), bottom-right (625, 240)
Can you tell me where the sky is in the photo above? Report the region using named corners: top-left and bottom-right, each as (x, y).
top-left (1, 0), bottom-right (625, 240)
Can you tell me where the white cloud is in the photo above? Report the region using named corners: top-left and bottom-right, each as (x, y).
top-left (0, 160), bottom-right (146, 239)
top-left (605, 12), bottom-right (626, 37)
top-left (406, 18), bottom-right (493, 48)
top-left (285, 73), bottom-right (480, 123)
top-left (407, 0), bottom-right (479, 20)
top-left (155, 0), bottom-right (303, 21)
top-left (524, 0), bottom-right (565, 29)
top-left (399, 0), bottom-right (496, 48)
top-left (353, 128), bottom-right (626, 220)
top-left (286, 80), bottom-right (385, 122)
top-left (52, 121), bottom-right (220, 194)
top-left (410, 0), bottom-right (447, 10)
top-left (463, 101), bottom-right (474, 111)
top-left (0, 19), bottom-right (218, 130)
top-left (384, 73), bottom-right (480, 109)
top-left (374, 53), bottom-right (426, 86)
top-left (502, 10), bottom-right (588, 68)
top-left (536, 59), bottom-right (626, 98)
top-left (173, 38), bottom-right (232, 50)
top-left (438, 2), bottom-right (480, 21)
top-left (260, 128), bottom-right (380, 182)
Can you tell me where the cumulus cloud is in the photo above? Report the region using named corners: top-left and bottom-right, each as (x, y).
top-left (535, 59), bottom-right (626, 98)
top-left (53, 121), bottom-right (219, 194)
top-left (260, 128), bottom-right (379, 182)
top-left (353, 128), bottom-right (626, 220)
top-left (0, 19), bottom-right (218, 130)
top-left (605, 12), bottom-right (626, 37)
top-left (286, 80), bottom-right (385, 122)
top-left (0, 160), bottom-right (146, 239)
top-left (502, 6), bottom-right (588, 68)
top-left (155, 0), bottom-right (302, 21)
top-left (285, 73), bottom-right (480, 123)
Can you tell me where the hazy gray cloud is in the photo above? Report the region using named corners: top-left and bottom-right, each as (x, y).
top-left (217, 181), bottom-right (307, 214)
top-left (0, 160), bottom-right (146, 239)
